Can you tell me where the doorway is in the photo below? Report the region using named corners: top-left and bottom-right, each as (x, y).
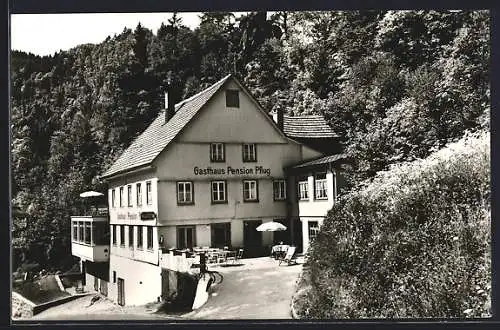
top-left (117, 278), bottom-right (125, 306)
top-left (243, 220), bottom-right (262, 257)
top-left (273, 218), bottom-right (291, 245)
top-left (177, 226), bottom-right (196, 249)
top-left (211, 223), bottom-right (231, 248)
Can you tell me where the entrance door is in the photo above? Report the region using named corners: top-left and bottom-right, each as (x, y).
top-left (94, 277), bottom-right (99, 291)
top-left (211, 223), bottom-right (231, 248)
top-left (117, 278), bottom-right (125, 306)
top-left (177, 226), bottom-right (196, 249)
top-left (273, 218), bottom-right (290, 245)
top-left (243, 220), bottom-right (262, 257)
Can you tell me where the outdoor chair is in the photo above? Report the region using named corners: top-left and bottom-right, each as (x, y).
top-left (279, 246), bottom-right (298, 266)
top-left (225, 249), bottom-right (243, 265)
top-left (236, 248), bottom-right (244, 261)
top-left (207, 251), bottom-right (219, 264)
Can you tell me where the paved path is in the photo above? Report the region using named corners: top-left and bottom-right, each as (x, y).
top-left (182, 257), bottom-right (302, 319)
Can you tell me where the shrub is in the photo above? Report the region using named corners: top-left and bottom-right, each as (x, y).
top-left (302, 131), bottom-right (490, 318)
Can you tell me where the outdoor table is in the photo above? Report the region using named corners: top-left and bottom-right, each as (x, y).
top-left (218, 250), bottom-right (237, 265)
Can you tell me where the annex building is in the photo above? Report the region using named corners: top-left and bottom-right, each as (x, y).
top-left (70, 74), bottom-right (348, 306)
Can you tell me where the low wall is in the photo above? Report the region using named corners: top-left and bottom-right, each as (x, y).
top-left (32, 295), bottom-right (81, 315)
top-left (12, 290), bottom-right (81, 319)
top-left (12, 292), bottom-right (35, 319)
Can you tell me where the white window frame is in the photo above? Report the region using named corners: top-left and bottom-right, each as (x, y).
top-left (111, 189), bottom-right (116, 208)
top-left (211, 181), bottom-right (227, 203)
top-left (136, 183), bottom-right (142, 207)
top-left (146, 181), bottom-right (152, 205)
top-left (315, 172), bottom-right (328, 200)
top-left (309, 221), bottom-right (320, 242)
top-left (137, 225), bottom-right (143, 249)
top-left (298, 180), bottom-right (309, 201)
top-left (72, 222), bottom-right (78, 241)
top-left (210, 143), bottom-right (225, 162)
top-left (119, 187), bottom-right (124, 207)
top-left (177, 181), bottom-right (194, 204)
top-left (119, 225), bottom-right (125, 247)
top-left (243, 180), bottom-right (258, 201)
top-left (128, 225), bottom-right (134, 249)
top-left (242, 143), bottom-right (257, 162)
top-left (147, 226), bottom-right (154, 250)
top-left (127, 185), bottom-right (133, 207)
top-left (112, 225), bottom-right (117, 245)
top-left (273, 180), bottom-right (286, 200)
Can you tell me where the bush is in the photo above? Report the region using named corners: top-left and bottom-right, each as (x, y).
top-left (301, 131), bottom-right (490, 318)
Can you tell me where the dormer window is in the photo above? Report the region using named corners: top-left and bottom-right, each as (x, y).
top-left (226, 90), bottom-right (239, 108)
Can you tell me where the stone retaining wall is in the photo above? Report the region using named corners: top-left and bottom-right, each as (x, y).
top-left (12, 292), bottom-right (35, 319)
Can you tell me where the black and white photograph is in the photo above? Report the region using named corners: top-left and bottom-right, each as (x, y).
top-left (10, 9), bottom-right (490, 321)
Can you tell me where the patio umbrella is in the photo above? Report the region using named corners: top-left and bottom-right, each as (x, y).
top-left (79, 191), bottom-right (104, 198)
top-left (256, 221), bottom-right (287, 232)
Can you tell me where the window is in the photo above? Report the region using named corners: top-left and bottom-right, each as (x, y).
top-left (120, 225), bottom-right (125, 246)
top-left (210, 143), bottom-right (225, 162)
top-left (309, 221), bottom-right (320, 242)
top-left (242, 143), bottom-right (257, 162)
top-left (136, 183), bottom-right (142, 207)
top-left (128, 226), bottom-right (134, 249)
top-left (177, 181), bottom-right (194, 204)
top-left (298, 176), bottom-right (309, 201)
top-left (211, 181), bottom-right (227, 203)
top-left (112, 225), bottom-right (117, 245)
top-left (113, 271), bottom-right (116, 284)
top-left (137, 226), bottom-right (143, 249)
top-left (273, 180), bottom-right (286, 200)
top-left (111, 189), bottom-right (116, 208)
top-left (146, 181), bottom-right (152, 205)
top-left (119, 187), bottom-right (124, 207)
top-left (72, 222), bottom-right (78, 241)
top-left (84, 222), bottom-right (91, 245)
top-left (225, 90), bottom-right (239, 108)
top-left (79, 222), bottom-right (84, 243)
top-left (92, 222), bottom-right (108, 245)
top-left (243, 180), bottom-right (258, 202)
top-left (177, 226), bottom-right (196, 249)
top-left (127, 185), bottom-right (133, 207)
top-left (147, 227), bottom-right (153, 250)
top-left (315, 172), bottom-right (328, 200)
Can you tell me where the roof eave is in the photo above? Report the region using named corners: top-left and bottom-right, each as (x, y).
top-left (100, 164), bottom-right (155, 182)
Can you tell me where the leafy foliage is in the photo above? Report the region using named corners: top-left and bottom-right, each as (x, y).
top-left (10, 10), bottom-right (490, 280)
top-left (299, 131), bottom-right (490, 318)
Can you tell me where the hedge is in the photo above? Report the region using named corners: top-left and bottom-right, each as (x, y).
top-left (300, 131), bottom-right (490, 318)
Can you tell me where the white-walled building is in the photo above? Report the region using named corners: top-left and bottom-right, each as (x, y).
top-left (71, 74), bottom-right (348, 306)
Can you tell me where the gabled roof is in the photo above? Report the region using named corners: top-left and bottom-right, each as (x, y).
top-left (283, 115), bottom-right (338, 139)
top-left (101, 75), bottom-right (232, 179)
top-left (290, 154), bottom-right (349, 170)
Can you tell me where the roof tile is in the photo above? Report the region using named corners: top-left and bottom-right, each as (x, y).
top-left (101, 75), bottom-right (231, 178)
top-left (283, 115), bottom-right (338, 138)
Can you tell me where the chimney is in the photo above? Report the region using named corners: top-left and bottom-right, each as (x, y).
top-left (165, 85), bottom-right (176, 123)
top-left (277, 108), bottom-right (284, 131)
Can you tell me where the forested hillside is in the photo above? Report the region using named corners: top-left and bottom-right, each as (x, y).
top-left (11, 11), bottom-right (489, 270)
